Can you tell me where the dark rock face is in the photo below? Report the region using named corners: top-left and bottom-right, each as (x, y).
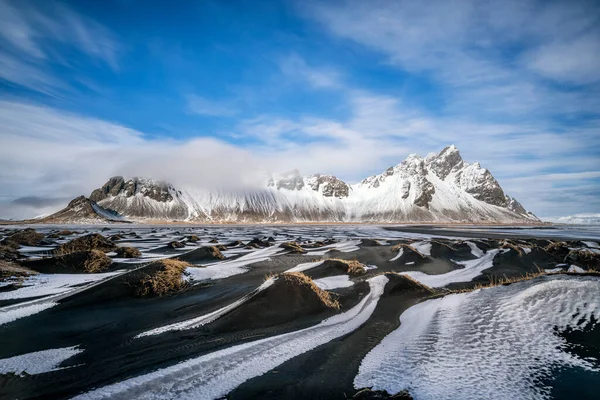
top-left (457, 168), bottom-right (508, 207)
top-left (413, 178), bottom-right (435, 208)
top-left (507, 196), bottom-right (528, 215)
top-left (91, 176), bottom-right (173, 203)
top-left (306, 174), bottom-right (350, 198)
top-left (427, 145), bottom-right (464, 179)
top-left (90, 176), bottom-right (126, 202)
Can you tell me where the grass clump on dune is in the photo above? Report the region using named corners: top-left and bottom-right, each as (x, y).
top-left (115, 246), bottom-right (142, 258)
top-left (24, 249), bottom-right (113, 273)
top-left (134, 259), bottom-right (191, 297)
top-left (281, 242), bottom-right (307, 254)
top-left (272, 272), bottom-right (340, 310)
top-left (322, 258), bottom-right (367, 275)
top-left (1, 228), bottom-right (45, 246)
top-left (54, 233), bottom-right (117, 255)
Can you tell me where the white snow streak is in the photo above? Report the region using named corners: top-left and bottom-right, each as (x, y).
top-left (313, 275), bottom-right (354, 290)
top-left (0, 346), bottom-right (83, 376)
top-left (401, 250), bottom-right (499, 288)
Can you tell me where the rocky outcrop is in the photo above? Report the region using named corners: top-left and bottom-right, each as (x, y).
top-left (91, 176), bottom-right (173, 203)
top-left (305, 174), bottom-right (350, 198)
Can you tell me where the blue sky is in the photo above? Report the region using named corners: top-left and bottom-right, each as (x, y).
top-left (0, 0), bottom-right (599, 219)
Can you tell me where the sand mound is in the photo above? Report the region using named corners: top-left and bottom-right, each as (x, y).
top-left (384, 273), bottom-right (435, 295)
top-left (213, 272), bottom-right (339, 331)
top-left (390, 243), bottom-right (428, 262)
top-left (25, 250), bottom-right (113, 273)
top-left (186, 235), bottom-right (200, 242)
top-left (1, 228), bottom-right (45, 247)
top-left (360, 239), bottom-right (382, 247)
top-left (321, 259), bottom-right (366, 275)
top-left (281, 242), bottom-right (307, 254)
top-left (132, 259), bottom-right (190, 297)
top-left (177, 246), bottom-right (225, 263)
top-left (115, 246), bottom-right (142, 258)
top-left (248, 238), bottom-right (272, 248)
top-left (429, 240), bottom-right (474, 260)
top-left (54, 234), bottom-right (117, 255)
top-left (168, 241), bottom-right (185, 249)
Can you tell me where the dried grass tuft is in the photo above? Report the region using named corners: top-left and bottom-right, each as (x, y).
top-left (134, 259), bottom-right (191, 297)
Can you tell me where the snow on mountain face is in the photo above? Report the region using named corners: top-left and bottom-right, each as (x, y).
top-left (83, 146), bottom-right (538, 223)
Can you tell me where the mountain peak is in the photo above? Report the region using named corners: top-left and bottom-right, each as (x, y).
top-left (426, 145), bottom-right (464, 179)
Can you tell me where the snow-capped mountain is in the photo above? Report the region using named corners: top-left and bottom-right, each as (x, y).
top-left (63, 145), bottom-right (538, 223)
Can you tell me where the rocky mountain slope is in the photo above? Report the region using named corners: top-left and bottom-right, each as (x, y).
top-left (46, 145), bottom-right (539, 223)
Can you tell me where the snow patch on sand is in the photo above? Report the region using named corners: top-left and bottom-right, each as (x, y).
top-left (0, 301), bottom-right (58, 326)
top-left (411, 241), bottom-right (432, 256)
top-left (313, 275), bottom-right (354, 290)
top-left (401, 249), bottom-right (499, 288)
top-left (304, 239), bottom-right (361, 256)
top-left (389, 248), bottom-right (404, 261)
top-left (0, 346), bottom-right (83, 376)
top-left (355, 276), bottom-right (600, 400)
top-left (465, 241), bottom-right (483, 257)
top-left (185, 245), bottom-right (284, 281)
top-left (568, 265), bottom-right (585, 273)
top-left (0, 272), bottom-right (120, 301)
top-left (285, 260), bottom-right (325, 273)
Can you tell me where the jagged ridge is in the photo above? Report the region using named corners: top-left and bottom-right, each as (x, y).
top-left (62, 146), bottom-right (539, 223)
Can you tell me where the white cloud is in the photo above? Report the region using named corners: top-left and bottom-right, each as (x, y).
top-left (523, 33), bottom-right (600, 85)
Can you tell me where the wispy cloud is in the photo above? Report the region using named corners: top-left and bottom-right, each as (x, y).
top-left (186, 94), bottom-right (237, 117)
top-left (0, 0), bottom-right (120, 95)
top-left (300, 0), bottom-right (600, 119)
top-left (278, 53), bottom-right (342, 89)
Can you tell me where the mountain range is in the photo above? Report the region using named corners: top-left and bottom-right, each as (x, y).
top-left (35, 145), bottom-right (538, 224)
